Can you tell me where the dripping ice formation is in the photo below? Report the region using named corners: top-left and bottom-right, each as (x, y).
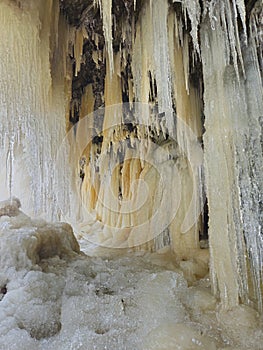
top-left (0, 0), bottom-right (72, 221)
top-left (76, 0), bottom-right (263, 312)
top-left (0, 0), bottom-right (262, 346)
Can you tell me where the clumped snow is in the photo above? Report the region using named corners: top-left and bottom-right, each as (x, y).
top-left (0, 199), bottom-right (262, 350)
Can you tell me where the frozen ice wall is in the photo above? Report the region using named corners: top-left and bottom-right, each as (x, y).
top-left (76, 0), bottom-right (204, 261)
top-left (0, 0), bottom-right (262, 315)
top-left (0, 0), bottom-right (73, 220)
top-left (201, 1), bottom-right (263, 311)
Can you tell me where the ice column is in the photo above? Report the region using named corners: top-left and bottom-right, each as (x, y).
top-left (201, 4), bottom-right (263, 310)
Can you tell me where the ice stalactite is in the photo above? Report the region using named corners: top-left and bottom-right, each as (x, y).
top-left (201, 22), bottom-right (246, 309)
top-left (180, 0), bottom-right (201, 55)
top-left (236, 12), bottom-right (263, 311)
top-left (167, 10), bottom-right (204, 259)
top-left (201, 1), bottom-right (263, 311)
top-left (75, 0), bottom-right (205, 257)
top-left (132, 0), bottom-right (174, 136)
top-left (151, 0), bottom-right (174, 136)
top-left (6, 134), bottom-right (15, 200)
top-left (94, 0), bottom-right (114, 75)
top-left (249, 0), bottom-right (263, 75)
top-left (74, 27), bottom-right (85, 76)
top-left (204, 0), bottom-right (247, 78)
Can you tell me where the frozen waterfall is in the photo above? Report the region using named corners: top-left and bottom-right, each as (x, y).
top-left (0, 0), bottom-right (262, 348)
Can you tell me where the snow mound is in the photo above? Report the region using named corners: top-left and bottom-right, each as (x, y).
top-left (0, 197), bottom-right (21, 217)
top-left (0, 199), bottom-right (81, 342)
top-left (0, 198), bottom-right (80, 271)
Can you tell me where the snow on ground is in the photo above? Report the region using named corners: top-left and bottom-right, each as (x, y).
top-left (0, 199), bottom-right (262, 350)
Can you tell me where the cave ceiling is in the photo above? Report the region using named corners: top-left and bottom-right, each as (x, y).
top-left (59, 0), bottom-right (260, 126)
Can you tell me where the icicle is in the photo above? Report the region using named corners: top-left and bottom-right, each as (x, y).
top-left (207, 0), bottom-right (247, 80)
top-left (132, 0), bottom-right (174, 135)
top-left (6, 135), bottom-right (15, 200)
top-left (182, 0), bottom-right (201, 55)
top-left (236, 0), bottom-right (247, 42)
top-left (249, 1), bottom-right (263, 75)
top-left (95, 0), bottom-right (114, 76)
top-left (183, 34), bottom-right (190, 94)
top-left (201, 23), bottom-right (241, 308)
top-left (201, 1), bottom-right (263, 311)
top-left (92, 50), bottom-right (99, 66)
top-left (79, 84), bottom-right (95, 120)
top-left (74, 28), bottom-right (84, 76)
top-left (152, 0), bottom-right (174, 135)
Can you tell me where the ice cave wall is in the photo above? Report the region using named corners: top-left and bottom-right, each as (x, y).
top-left (0, 0), bottom-right (73, 220)
top-left (0, 0), bottom-right (262, 312)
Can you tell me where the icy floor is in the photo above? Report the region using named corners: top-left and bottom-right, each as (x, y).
top-left (0, 199), bottom-right (262, 350)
